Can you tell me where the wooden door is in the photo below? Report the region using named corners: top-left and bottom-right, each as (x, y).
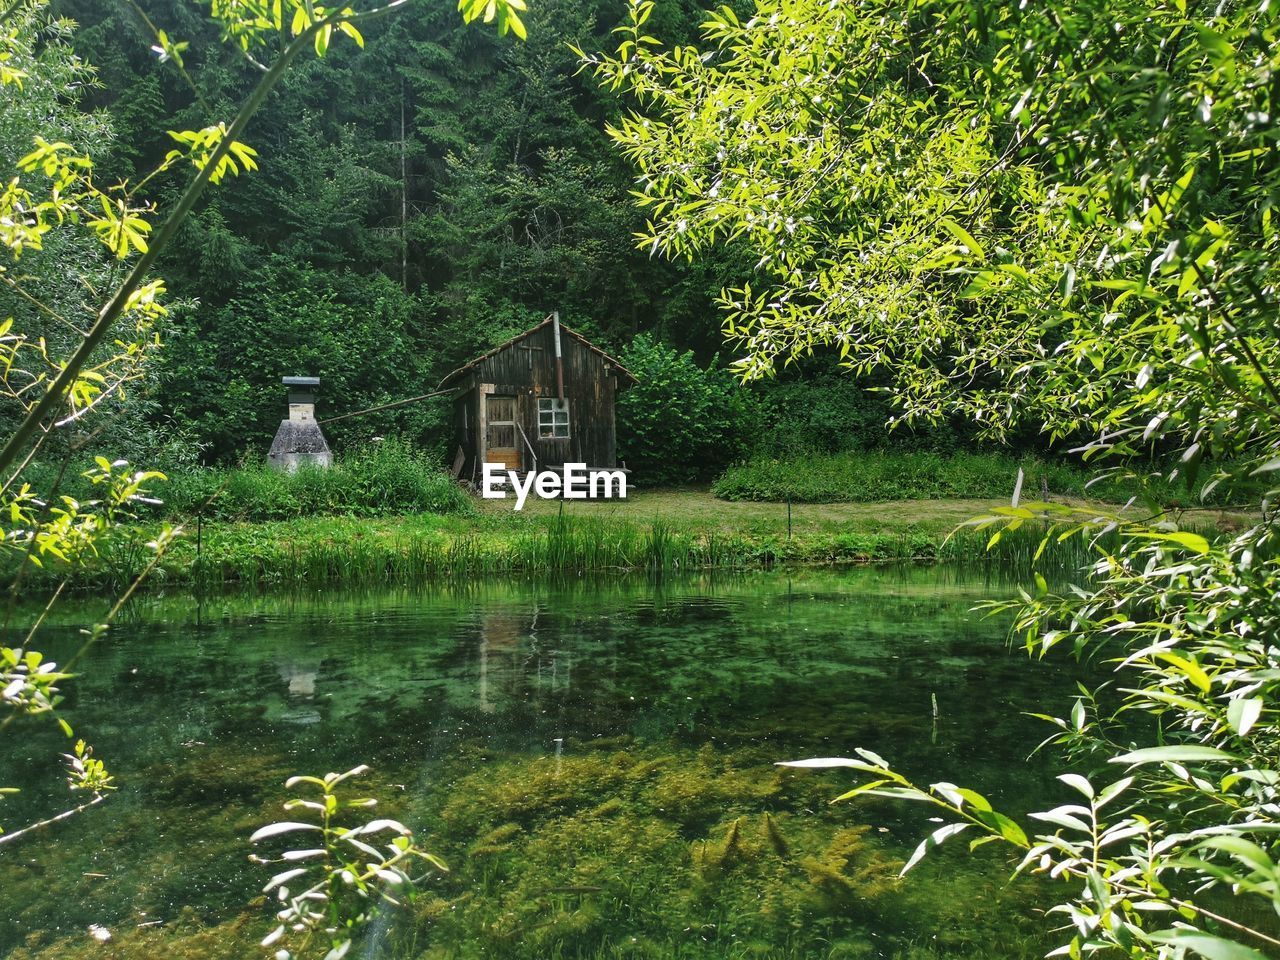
top-left (484, 394), bottom-right (520, 471)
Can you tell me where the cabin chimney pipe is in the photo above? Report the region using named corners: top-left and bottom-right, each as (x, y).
top-left (553, 311), bottom-right (565, 401)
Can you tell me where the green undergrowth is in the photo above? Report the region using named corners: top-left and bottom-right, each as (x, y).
top-left (713, 451), bottom-right (1253, 506)
top-left (164, 443), bottom-right (471, 520)
top-left (21, 440), bottom-right (471, 523)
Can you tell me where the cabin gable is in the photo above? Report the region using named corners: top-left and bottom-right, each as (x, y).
top-left (444, 317), bottom-right (633, 483)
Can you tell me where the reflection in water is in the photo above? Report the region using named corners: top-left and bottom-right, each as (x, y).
top-left (280, 663), bottom-right (318, 698)
top-left (277, 661), bottom-right (322, 725)
top-left (475, 605), bottom-right (577, 715)
top-left (1, 567), bottom-right (1076, 960)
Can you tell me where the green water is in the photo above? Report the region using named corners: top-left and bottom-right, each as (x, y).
top-left (1, 568), bottom-right (1078, 959)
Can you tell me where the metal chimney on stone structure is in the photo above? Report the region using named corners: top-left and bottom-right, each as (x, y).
top-left (267, 376), bottom-right (332, 471)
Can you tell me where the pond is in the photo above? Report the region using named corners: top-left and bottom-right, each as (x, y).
top-left (1, 567), bottom-right (1079, 960)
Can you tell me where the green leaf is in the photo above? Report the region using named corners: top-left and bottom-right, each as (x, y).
top-left (1136, 531), bottom-right (1211, 555)
top-left (1193, 25), bottom-right (1235, 65)
top-left (263, 867), bottom-right (308, 892)
top-left (832, 779), bottom-right (893, 802)
top-left (1156, 652), bottom-right (1212, 693)
top-left (337, 21), bottom-right (364, 47)
top-left (1028, 804), bottom-right (1092, 833)
top-left (1095, 777), bottom-right (1134, 809)
top-left (975, 809), bottom-right (1029, 846)
top-left (1148, 930), bottom-right (1269, 960)
top-left (776, 757), bottom-right (884, 770)
top-left (939, 219), bottom-right (985, 260)
top-left (1057, 774), bottom-right (1094, 799)
top-left (901, 822), bottom-right (971, 876)
top-left (1194, 836), bottom-right (1276, 876)
top-left (854, 747), bottom-right (891, 768)
top-left (1225, 698), bottom-right (1262, 738)
top-left (504, 7), bottom-right (527, 39)
top-left (249, 821), bottom-right (323, 842)
top-left (1110, 746), bottom-right (1238, 765)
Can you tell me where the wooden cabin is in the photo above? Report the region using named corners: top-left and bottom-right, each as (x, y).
top-left (440, 314), bottom-right (637, 483)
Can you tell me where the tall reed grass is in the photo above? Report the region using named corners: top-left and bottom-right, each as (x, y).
top-left (177, 517), bottom-right (750, 588)
top-left (22, 513), bottom-right (1164, 593)
top-left (164, 440), bottom-right (471, 520)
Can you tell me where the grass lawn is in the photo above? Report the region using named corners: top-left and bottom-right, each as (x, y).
top-left (478, 485), bottom-right (1247, 537)
top-left (479, 486), bottom-right (1016, 536)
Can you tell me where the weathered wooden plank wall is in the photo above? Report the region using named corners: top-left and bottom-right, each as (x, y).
top-left (451, 323), bottom-right (624, 481)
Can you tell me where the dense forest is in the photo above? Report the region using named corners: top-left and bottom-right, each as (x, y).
top-left (1, 0), bottom-right (988, 477)
top-left (53, 0), bottom-right (720, 457)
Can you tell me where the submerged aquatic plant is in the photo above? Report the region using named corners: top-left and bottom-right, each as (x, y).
top-left (250, 766), bottom-right (446, 960)
top-left (424, 741), bottom-right (919, 958)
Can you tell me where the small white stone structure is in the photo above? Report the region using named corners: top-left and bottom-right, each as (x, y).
top-left (267, 376), bottom-right (332, 471)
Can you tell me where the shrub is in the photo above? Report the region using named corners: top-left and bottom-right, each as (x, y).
top-left (617, 336), bottom-right (758, 484)
top-left (154, 440), bottom-right (471, 520)
top-left (711, 450), bottom-right (1255, 506)
top-left (749, 369), bottom-right (975, 457)
top-left (343, 440), bottom-right (470, 515)
top-left (156, 257), bottom-right (438, 462)
top-left (715, 451), bottom-right (1055, 503)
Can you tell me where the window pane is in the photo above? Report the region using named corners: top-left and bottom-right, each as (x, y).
top-left (535, 397), bottom-right (569, 437)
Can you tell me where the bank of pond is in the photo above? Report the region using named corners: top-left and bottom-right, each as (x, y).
top-left (14, 444), bottom-right (1245, 592)
top-left (3, 568), bottom-right (1079, 960)
top-left (15, 512), bottom-right (1125, 592)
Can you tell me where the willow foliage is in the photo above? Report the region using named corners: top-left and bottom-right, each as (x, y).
top-left (586, 1), bottom-right (1280, 957)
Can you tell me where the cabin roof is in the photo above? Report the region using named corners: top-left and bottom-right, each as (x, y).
top-left (438, 314), bottom-right (638, 389)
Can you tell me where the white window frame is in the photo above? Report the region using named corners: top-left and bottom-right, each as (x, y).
top-left (538, 397), bottom-right (570, 439)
